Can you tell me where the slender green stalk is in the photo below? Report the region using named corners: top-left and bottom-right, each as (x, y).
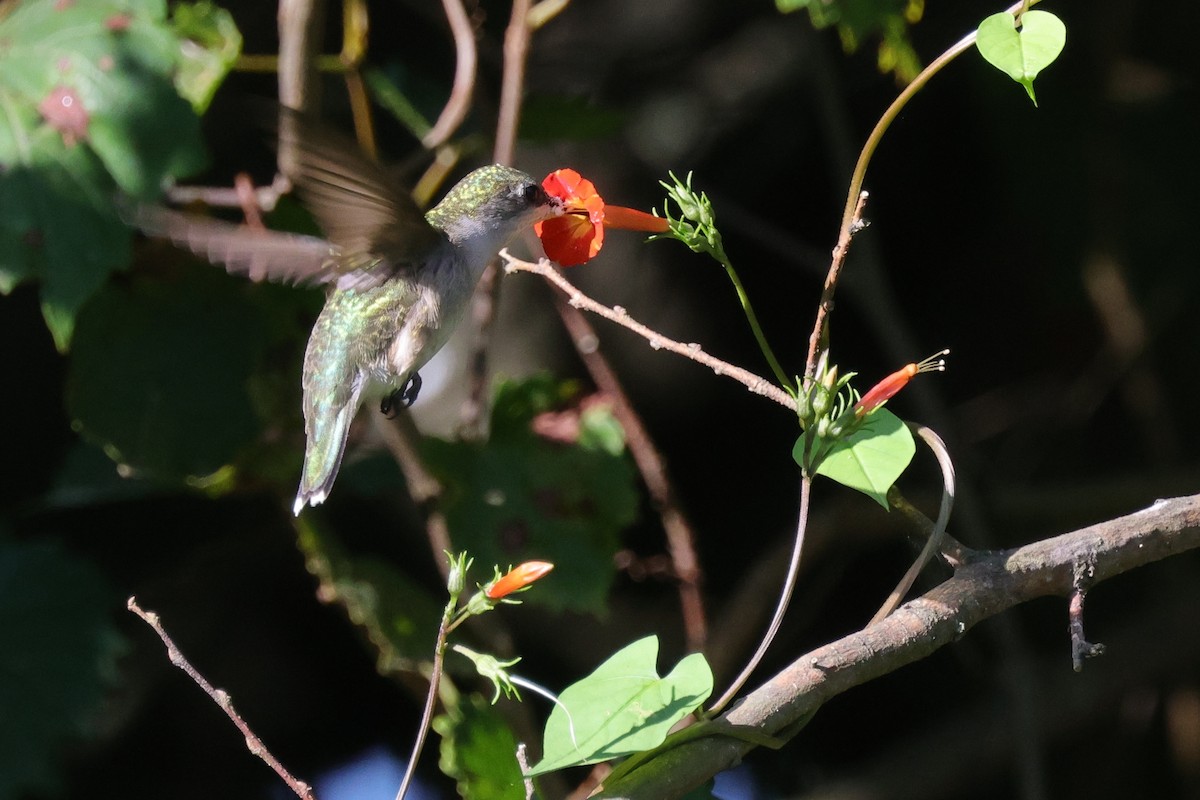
top-left (720, 255), bottom-right (795, 394)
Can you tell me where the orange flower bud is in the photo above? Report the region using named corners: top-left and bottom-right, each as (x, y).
top-left (854, 350), bottom-right (949, 416)
top-left (485, 561), bottom-right (555, 600)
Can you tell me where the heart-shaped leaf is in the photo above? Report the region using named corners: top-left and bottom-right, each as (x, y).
top-left (527, 636), bottom-right (713, 775)
top-left (809, 408), bottom-right (914, 509)
top-left (976, 10), bottom-right (1066, 105)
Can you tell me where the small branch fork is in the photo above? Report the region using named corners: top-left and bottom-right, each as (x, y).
top-left (126, 598), bottom-right (317, 800)
top-left (1070, 561), bottom-right (1107, 672)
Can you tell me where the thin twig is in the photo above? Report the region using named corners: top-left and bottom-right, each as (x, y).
top-left (458, 0), bottom-right (534, 435)
top-left (804, 191), bottom-right (869, 378)
top-left (424, 0), bottom-right (477, 148)
top-left (869, 423), bottom-right (956, 625)
top-left (550, 291), bottom-right (708, 651)
top-left (127, 598), bottom-right (317, 800)
top-left (395, 604), bottom-right (454, 800)
top-left (502, 252), bottom-right (796, 410)
top-left (708, 475), bottom-right (813, 714)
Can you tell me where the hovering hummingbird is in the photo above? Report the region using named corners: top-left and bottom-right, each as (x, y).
top-left (133, 114), bottom-right (563, 515)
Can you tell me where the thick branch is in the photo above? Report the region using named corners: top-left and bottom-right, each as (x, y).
top-left (595, 494), bottom-right (1200, 799)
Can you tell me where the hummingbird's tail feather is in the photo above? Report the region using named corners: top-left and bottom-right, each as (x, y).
top-left (293, 392), bottom-right (362, 516)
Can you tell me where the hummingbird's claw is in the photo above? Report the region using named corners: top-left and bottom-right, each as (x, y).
top-left (380, 373), bottom-right (422, 418)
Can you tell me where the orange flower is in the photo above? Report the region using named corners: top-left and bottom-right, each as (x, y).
top-left (485, 561), bottom-right (555, 600)
top-left (854, 350), bottom-right (949, 416)
top-left (535, 168), bottom-right (669, 266)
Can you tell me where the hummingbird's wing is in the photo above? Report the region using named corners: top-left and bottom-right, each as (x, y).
top-left (278, 111), bottom-right (445, 285)
top-left (129, 203), bottom-right (339, 286)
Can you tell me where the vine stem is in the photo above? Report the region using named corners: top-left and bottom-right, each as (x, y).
top-left (394, 600), bottom-right (455, 800)
top-left (708, 474), bottom-right (812, 714)
top-left (809, 0), bottom-right (1042, 379)
top-left (718, 255), bottom-right (794, 393)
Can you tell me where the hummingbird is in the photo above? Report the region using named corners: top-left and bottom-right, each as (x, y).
top-left (132, 113), bottom-right (563, 515)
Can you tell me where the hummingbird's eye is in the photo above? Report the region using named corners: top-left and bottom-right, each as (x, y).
top-left (521, 183), bottom-right (546, 206)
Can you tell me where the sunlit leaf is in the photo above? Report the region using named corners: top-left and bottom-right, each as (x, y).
top-left (527, 636), bottom-right (713, 775)
top-left (976, 10), bottom-right (1066, 105)
top-left (0, 0), bottom-right (208, 349)
top-left (808, 408), bottom-right (914, 508)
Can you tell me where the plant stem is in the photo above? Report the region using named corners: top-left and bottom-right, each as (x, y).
top-left (709, 473), bottom-right (813, 714)
top-left (395, 600), bottom-right (455, 800)
top-left (719, 256), bottom-right (795, 394)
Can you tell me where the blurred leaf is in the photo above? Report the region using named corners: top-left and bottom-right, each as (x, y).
top-left (41, 441), bottom-right (172, 509)
top-left (0, 0), bottom-right (208, 349)
top-left (519, 95), bottom-right (625, 142)
top-left (976, 10), bottom-right (1066, 105)
top-left (807, 408), bottom-right (914, 508)
top-left (0, 539), bottom-right (123, 800)
top-left (527, 636), bottom-right (713, 775)
top-left (777, 0), bottom-right (924, 82)
top-left (170, 1), bottom-right (242, 113)
top-left (434, 694), bottom-right (525, 800)
top-left (66, 268), bottom-right (265, 482)
top-left (423, 375), bottom-right (638, 614)
top-left (296, 517), bottom-right (443, 674)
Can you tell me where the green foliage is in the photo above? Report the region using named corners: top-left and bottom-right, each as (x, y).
top-left (170, 1), bottom-right (243, 113)
top-left (805, 408), bottom-right (914, 509)
top-left (422, 375), bottom-right (638, 615)
top-left (0, 0), bottom-right (231, 350)
top-left (777, 0), bottom-right (924, 82)
top-left (296, 517), bottom-right (445, 675)
top-left (527, 636), bottom-right (713, 776)
top-left (65, 269), bottom-right (267, 482)
top-left (434, 694), bottom-right (526, 800)
top-left (976, 10), bottom-right (1066, 105)
top-left (0, 539), bottom-right (122, 800)
top-left (519, 95), bottom-right (625, 142)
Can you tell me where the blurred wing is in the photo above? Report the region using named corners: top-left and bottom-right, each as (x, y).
top-left (129, 203), bottom-right (343, 286)
top-left (277, 109), bottom-right (444, 272)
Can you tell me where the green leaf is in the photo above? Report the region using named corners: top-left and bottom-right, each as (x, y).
top-left (422, 375), bottom-right (638, 615)
top-left (810, 408), bottom-right (914, 508)
top-left (777, 0), bottom-right (924, 82)
top-left (527, 636), bottom-right (713, 776)
top-left (170, 1), bottom-right (243, 113)
top-left (295, 517), bottom-right (443, 674)
top-left (434, 695), bottom-right (525, 800)
top-left (976, 10), bottom-right (1066, 105)
top-left (0, 0), bottom-right (208, 348)
top-left (65, 269), bottom-right (266, 482)
top-left (0, 539), bottom-right (123, 800)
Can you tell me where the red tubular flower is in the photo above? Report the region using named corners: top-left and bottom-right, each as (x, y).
top-left (535, 168), bottom-right (669, 266)
top-left (854, 350), bottom-right (949, 416)
top-left (485, 561), bottom-right (555, 600)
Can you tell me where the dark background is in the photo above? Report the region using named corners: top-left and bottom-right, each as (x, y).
top-left (4, 0), bottom-right (1200, 798)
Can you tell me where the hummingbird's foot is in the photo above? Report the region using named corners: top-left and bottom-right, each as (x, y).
top-left (380, 373), bottom-right (422, 418)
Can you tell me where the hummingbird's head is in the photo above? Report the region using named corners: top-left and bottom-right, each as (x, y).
top-left (428, 165), bottom-right (563, 252)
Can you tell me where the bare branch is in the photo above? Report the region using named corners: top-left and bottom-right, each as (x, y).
top-left (423, 0), bottom-right (478, 149)
top-left (127, 598), bottom-right (317, 800)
